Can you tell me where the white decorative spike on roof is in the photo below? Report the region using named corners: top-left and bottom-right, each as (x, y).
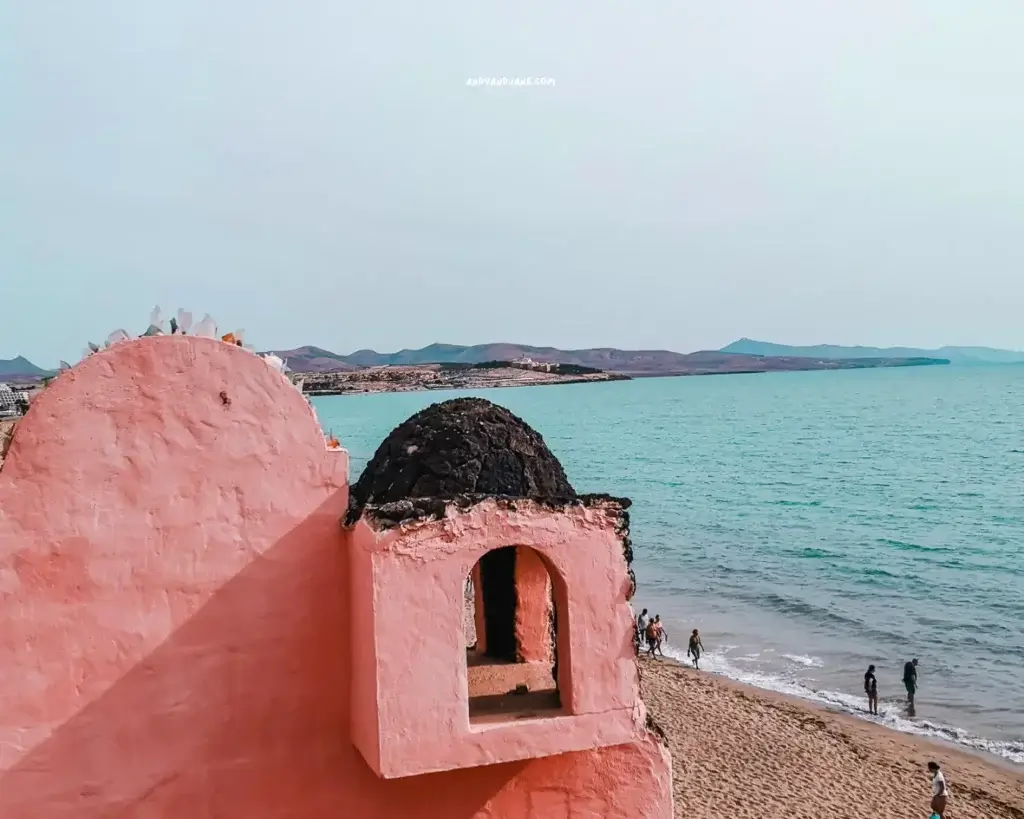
top-left (176, 308), bottom-right (193, 334)
top-left (105, 329), bottom-right (130, 347)
top-left (262, 353), bottom-right (286, 374)
top-left (193, 314), bottom-right (217, 338)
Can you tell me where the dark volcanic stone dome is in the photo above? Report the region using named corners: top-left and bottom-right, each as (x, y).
top-left (347, 397), bottom-right (576, 521)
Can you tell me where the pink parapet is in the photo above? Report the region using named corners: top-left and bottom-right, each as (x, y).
top-left (347, 498), bottom-right (645, 778)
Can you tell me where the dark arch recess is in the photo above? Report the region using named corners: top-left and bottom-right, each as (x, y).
top-left (478, 546), bottom-right (518, 662)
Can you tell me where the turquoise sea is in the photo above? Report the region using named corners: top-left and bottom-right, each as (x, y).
top-left (313, 365), bottom-right (1024, 764)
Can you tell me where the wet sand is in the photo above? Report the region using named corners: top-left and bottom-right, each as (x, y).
top-left (640, 655), bottom-right (1024, 818)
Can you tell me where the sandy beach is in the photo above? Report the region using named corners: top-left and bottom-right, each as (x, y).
top-left (640, 655), bottom-right (1024, 818)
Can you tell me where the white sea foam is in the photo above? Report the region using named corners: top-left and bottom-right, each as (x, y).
top-left (781, 653), bottom-right (824, 668)
top-left (658, 644), bottom-right (1024, 764)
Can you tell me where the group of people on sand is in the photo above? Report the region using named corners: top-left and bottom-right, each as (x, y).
top-left (635, 609), bottom-right (705, 669)
top-left (634, 612), bottom-right (948, 817)
top-left (636, 609), bottom-right (666, 657)
top-left (863, 657), bottom-right (919, 716)
top-left (865, 660), bottom-right (949, 817)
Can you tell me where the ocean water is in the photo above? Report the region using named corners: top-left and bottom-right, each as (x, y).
top-left (313, 365), bottom-right (1024, 765)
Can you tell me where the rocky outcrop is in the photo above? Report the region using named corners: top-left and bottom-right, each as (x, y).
top-left (346, 398), bottom-right (576, 524)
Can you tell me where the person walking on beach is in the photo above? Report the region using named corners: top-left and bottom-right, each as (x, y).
top-left (864, 664), bottom-right (878, 715)
top-left (644, 618), bottom-right (659, 658)
top-left (636, 608), bottom-right (649, 647)
top-left (645, 616), bottom-right (666, 658)
top-left (927, 761), bottom-right (949, 817)
top-left (654, 617), bottom-right (667, 656)
top-left (903, 658), bottom-right (919, 713)
top-left (687, 629), bottom-right (704, 669)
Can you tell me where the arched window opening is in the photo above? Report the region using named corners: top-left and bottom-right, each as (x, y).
top-left (463, 546), bottom-right (562, 724)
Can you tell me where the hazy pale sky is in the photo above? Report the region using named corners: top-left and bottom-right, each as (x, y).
top-left (2, 1), bottom-right (1023, 366)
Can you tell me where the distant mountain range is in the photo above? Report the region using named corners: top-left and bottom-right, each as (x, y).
top-left (267, 343), bottom-right (947, 376)
top-left (14, 335), bottom-right (1019, 380)
top-left (269, 343), bottom-right (716, 375)
top-left (0, 356), bottom-right (52, 379)
top-left (721, 339), bottom-right (1024, 365)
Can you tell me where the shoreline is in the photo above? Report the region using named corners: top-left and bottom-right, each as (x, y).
top-left (640, 654), bottom-right (1024, 817)
top-left (295, 363), bottom-right (630, 397)
top-left (302, 372), bottom-right (629, 396)
top-left (298, 360), bottom-right (949, 397)
top-left (638, 611), bottom-right (1024, 766)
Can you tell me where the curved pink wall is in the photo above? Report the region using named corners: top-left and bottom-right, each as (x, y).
top-left (0, 335), bottom-right (672, 818)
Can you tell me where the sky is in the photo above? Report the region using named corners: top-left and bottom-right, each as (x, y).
top-left (2, 1), bottom-right (1023, 367)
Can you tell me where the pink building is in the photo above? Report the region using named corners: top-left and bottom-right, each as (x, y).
top-left (0, 335), bottom-right (672, 818)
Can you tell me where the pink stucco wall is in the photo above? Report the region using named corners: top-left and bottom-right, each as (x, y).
top-left (0, 335), bottom-right (672, 818)
top-left (514, 546), bottom-right (554, 665)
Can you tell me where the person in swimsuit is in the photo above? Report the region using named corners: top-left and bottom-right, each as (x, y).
top-left (687, 629), bottom-right (704, 669)
top-left (653, 616), bottom-right (667, 657)
top-left (928, 761), bottom-right (948, 818)
top-left (645, 618), bottom-right (660, 658)
top-left (864, 664), bottom-right (878, 715)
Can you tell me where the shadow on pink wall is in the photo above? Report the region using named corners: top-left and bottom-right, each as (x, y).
top-left (0, 492), bottom-right (529, 817)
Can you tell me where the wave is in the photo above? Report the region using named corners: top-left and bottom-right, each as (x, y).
top-left (736, 591), bottom-right (908, 643)
top-left (789, 547), bottom-right (831, 559)
top-left (659, 644), bottom-right (1024, 765)
top-left (876, 538), bottom-right (952, 553)
top-left (781, 653), bottom-right (823, 668)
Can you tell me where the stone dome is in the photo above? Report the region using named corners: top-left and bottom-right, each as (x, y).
top-left (347, 397), bottom-right (576, 522)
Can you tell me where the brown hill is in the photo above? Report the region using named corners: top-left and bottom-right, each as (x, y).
top-left (267, 345), bottom-right (361, 373)
top-left (265, 343), bottom-right (948, 376)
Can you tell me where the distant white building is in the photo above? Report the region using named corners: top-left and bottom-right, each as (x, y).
top-left (512, 357), bottom-right (555, 372)
top-left (0, 383), bottom-right (30, 417)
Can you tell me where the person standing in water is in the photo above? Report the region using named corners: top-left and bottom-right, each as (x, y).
top-left (687, 629), bottom-right (704, 669)
top-left (903, 658), bottom-right (919, 713)
top-left (636, 608), bottom-right (649, 647)
top-left (864, 664), bottom-right (878, 715)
